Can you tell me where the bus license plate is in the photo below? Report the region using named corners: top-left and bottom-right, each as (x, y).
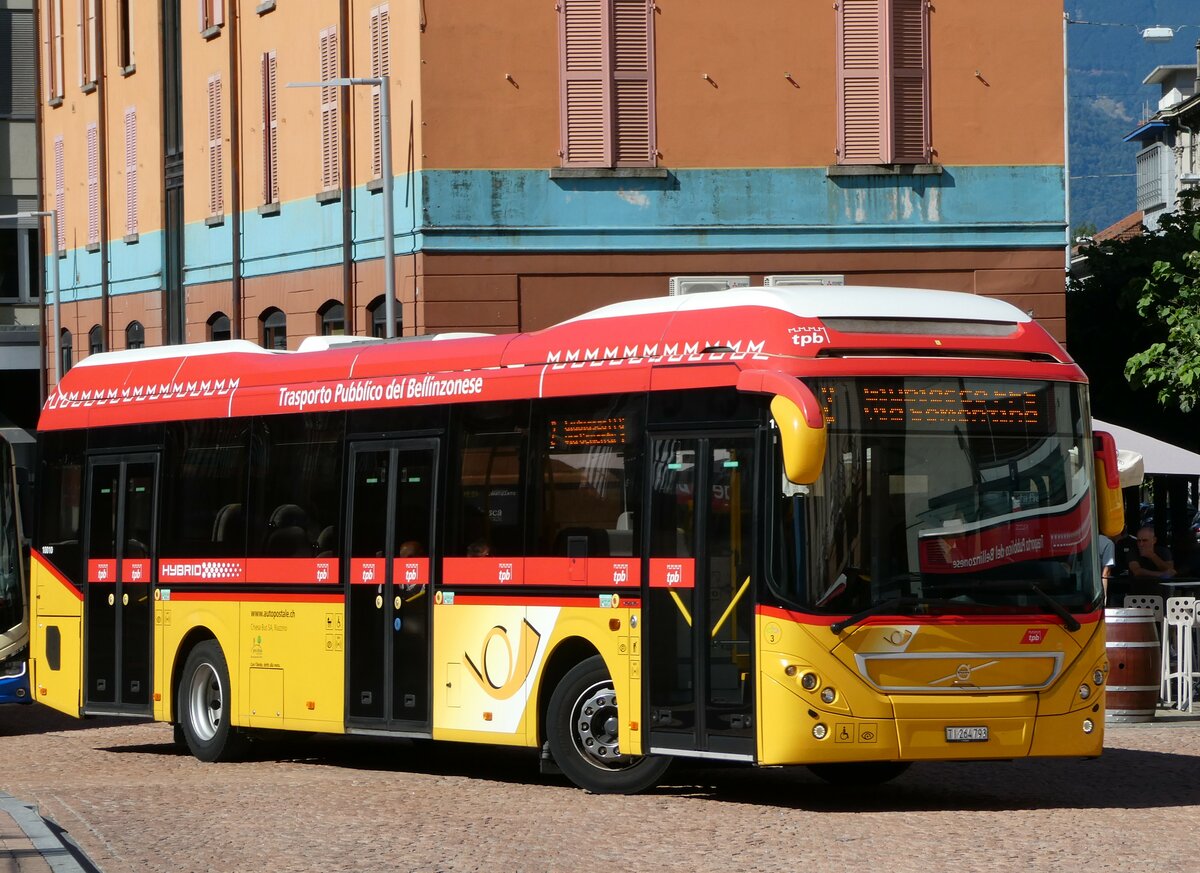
top-left (945, 726), bottom-right (988, 743)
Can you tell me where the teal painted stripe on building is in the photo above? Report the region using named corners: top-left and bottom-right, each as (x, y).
top-left (48, 164), bottom-right (1065, 295)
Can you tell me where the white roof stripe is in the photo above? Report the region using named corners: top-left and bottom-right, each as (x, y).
top-left (562, 286), bottom-right (1031, 325)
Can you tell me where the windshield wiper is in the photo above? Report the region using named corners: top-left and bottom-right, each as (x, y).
top-left (829, 596), bottom-right (961, 636)
top-left (951, 579), bottom-right (1082, 632)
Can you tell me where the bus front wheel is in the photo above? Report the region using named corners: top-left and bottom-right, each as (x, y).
top-left (178, 640), bottom-right (246, 762)
top-left (547, 655), bottom-right (670, 794)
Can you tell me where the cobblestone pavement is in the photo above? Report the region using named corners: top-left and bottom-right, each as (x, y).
top-left (2, 704), bottom-right (1198, 872)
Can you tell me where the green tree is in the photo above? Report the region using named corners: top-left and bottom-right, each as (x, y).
top-left (1066, 196), bottom-right (1200, 451)
top-left (1124, 193), bottom-right (1200, 412)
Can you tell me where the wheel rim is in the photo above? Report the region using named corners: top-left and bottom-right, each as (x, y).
top-left (186, 661), bottom-right (223, 743)
top-left (569, 679), bottom-right (634, 771)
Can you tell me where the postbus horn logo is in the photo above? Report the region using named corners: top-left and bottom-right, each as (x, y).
top-left (465, 620), bottom-right (542, 700)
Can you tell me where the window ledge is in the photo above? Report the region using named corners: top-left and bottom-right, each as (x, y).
top-left (205, 214), bottom-right (225, 227)
top-left (316, 189), bottom-right (341, 205)
top-left (47, 97), bottom-right (63, 108)
top-left (120, 64), bottom-right (136, 77)
top-left (85, 242), bottom-right (100, 253)
top-left (81, 82), bottom-right (97, 95)
top-left (258, 201), bottom-right (281, 216)
top-left (256, 0), bottom-right (276, 13)
top-left (825, 163), bottom-right (943, 177)
top-left (366, 177), bottom-right (385, 193)
top-left (123, 233), bottom-right (139, 244)
top-left (201, 25), bottom-right (221, 40)
top-left (550, 166), bottom-right (669, 179)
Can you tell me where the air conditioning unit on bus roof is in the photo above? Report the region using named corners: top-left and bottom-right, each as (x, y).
top-left (667, 275), bottom-right (751, 296)
top-left (763, 274), bottom-right (845, 287)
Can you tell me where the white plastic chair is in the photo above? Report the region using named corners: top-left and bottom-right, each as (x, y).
top-left (1164, 597), bottom-right (1200, 711)
top-left (1124, 595), bottom-right (1168, 701)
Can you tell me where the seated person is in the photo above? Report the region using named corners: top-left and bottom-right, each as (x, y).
top-left (398, 540), bottom-right (424, 558)
top-left (466, 539), bottom-right (490, 557)
top-left (1128, 526), bottom-right (1174, 579)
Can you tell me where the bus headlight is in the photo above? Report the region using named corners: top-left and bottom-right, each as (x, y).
top-left (820, 687), bottom-right (836, 704)
top-left (800, 672), bottom-right (819, 691)
top-left (1083, 718), bottom-right (1095, 734)
top-left (1078, 683), bottom-right (1091, 700)
top-left (813, 723), bottom-right (828, 740)
top-left (1093, 669), bottom-right (1105, 686)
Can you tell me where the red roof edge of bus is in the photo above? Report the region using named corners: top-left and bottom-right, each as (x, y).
top-left (735, 369), bottom-right (824, 428)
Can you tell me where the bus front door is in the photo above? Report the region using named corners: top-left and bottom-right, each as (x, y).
top-left (83, 454), bottom-right (158, 715)
top-left (345, 440), bottom-right (437, 732)
top-left (646, 434), bottom-right (757, 761)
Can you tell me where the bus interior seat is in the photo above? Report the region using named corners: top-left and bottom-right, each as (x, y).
top-left (315, 526), bottom-right (336, 557)
top-left (265, 503), bottom-right (315, 557)
top-left (211, 503), bottom-right (244, 545)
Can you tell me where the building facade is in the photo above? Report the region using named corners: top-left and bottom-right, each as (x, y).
top-left (0, 0), bottom-right (41, 449)
top-left (39, 0), bottom-right (1068, 380)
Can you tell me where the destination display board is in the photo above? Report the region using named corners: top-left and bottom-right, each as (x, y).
top-left (548, 416), bottom-right (627, 449)
top-left (820, 383), bottom-right (1047, 431)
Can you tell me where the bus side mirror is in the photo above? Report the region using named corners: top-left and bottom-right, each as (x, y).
top-left (771, 391), bottom-right (827, 485)
top-left (1093, 430), bottom-right (1124, 538)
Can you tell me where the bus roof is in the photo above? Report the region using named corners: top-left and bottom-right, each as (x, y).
top-left (40, 286), bottom-right (1077, 432)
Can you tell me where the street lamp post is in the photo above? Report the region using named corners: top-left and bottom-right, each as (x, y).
top-left (0, 210), bottom-right (61, 393)
top-left (288, 75), bottom-right (396, 339)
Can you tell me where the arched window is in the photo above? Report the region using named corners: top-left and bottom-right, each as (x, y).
top-left (261, 307), bottom-right (287, 350)
top-left (88, 324), bottom-right (103, 356)
top-left (208, 312), bottom-right (231, 342)
top-left (367, 295), bottom-right (401, 338)
top-left (125, 320), bottom-right (145, 349)
top-left (319, 301), bottom-right (345, 336)
top-left (59, 329), bottom-right (73, 376)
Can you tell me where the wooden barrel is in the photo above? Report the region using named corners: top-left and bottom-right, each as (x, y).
top-left (1105, 607), bottom-right (1161, 723)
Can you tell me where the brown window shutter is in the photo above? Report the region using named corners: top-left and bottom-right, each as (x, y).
top-left (370, 6), bottom-right (390, 179)
top-left (125, 107), bottom-right (137, 236)
top-left (53, 0), bottom-right (64, 99)
top-left (86, 123), bottom-right (98, 245)
top-left (612, 0), bottom-right (654, 167)
top-left (319, 27), bottom-right (340, 191)
top-left (262, 51), bottom-right (278, 204)
top-left (54, 136), bottom-right (65, 251)
top-left (890, 0), bottom-right (929, 163)
top-left (559, 0), bottom-right (609, 167)
top-left (837, 0), bottom-right (885, 165)
top-left (208, 74), bottom-right (223, 216)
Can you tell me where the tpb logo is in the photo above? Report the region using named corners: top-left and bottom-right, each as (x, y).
top-left (97, 564), bottom-right (109, 582)
top-left (612, 563), bottom-right (629, 585)
top-left (315, 562), bottom-right (330, 583)
top-left (788, 326), bottom-right (831, 348)
top-left (361, 563), bottom-right (375, 583)
top-left (130, 564), bottom-right (143, 582)
top-left (665, 563), bottom-right (682, 586)
top-left (497, 562), bottom-right (514, 583)
top-left (404, 564), bottom-right (419, 584)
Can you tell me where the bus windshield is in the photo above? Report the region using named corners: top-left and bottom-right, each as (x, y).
top-left (772, 377), bottom-right (1101, 616)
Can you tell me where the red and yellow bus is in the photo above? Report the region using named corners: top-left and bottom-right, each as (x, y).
top-left (28, 287), bottom-right (1124, 792)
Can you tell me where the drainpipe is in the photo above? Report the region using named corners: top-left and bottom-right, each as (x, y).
top-left (96, 0), bottom-right (110, 348)
top-left (339, 0), bottom-right (354, 332)
top-left (32, 2), bottom-right (46, 401)
top-left (228, 1), bottom-right (242, 338)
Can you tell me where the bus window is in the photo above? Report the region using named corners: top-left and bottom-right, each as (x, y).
top-left (161, 421), bottom-right (249, 558)
top-left (449, 403), bottom-right (528, 557)
top-left (532, 396), bottom-right (642, 559)
top-left (37, 431), bottom-right (85, 585)
top-left (248, 414), bottom-right (344, 558)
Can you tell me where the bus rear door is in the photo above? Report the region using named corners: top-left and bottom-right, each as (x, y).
top-left (82, 454), bottom-right (158, 715)
top-left (646, 433), bottom-right (757, 761)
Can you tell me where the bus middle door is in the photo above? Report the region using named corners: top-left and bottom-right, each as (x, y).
top-left (345, 439), bottom-right (437, 733)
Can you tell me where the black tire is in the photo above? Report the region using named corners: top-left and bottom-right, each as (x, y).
top-left (177, 640), bottom-right (247, 762)
top-left (547, 655), bottom-right (670, 794)
top-left (806, 761), bottom-right (912, 785)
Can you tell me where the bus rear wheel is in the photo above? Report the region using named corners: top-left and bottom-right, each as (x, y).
top-left (547, 656), bottom-right (670, 794)
top-left (807, 761), bottom-right (911, 785)
top-left (178, 640), bottom-right (246, 762)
